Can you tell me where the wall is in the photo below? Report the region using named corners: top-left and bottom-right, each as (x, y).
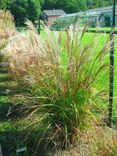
top-left (48, 16), bottom-right (59, 26)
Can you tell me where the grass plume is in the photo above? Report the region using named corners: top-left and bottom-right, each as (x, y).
top-left (2, 21), bottom-right (111, 154)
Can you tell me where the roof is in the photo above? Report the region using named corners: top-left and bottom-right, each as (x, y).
top-left (60, 13), bottom-right (78, 18)
top-left (43, 9), bottom-right (66, 16)
top-left (86, 5), bottom-right (117, 13)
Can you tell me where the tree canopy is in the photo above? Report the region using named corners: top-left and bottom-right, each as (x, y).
top-left (42, 0), bottom-right (113, 13)
top-left (0, 0), bottom-right (9, 9)
top-left (7, 0), bottom-right (42, 24)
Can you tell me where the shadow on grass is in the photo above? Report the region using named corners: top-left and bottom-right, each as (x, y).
top-left (0, 85), bottom-right (16, 96)
top-left (0, 68), bottom-right (54, 156)
top-left (0, 75), bottom-right (13, 82)
top-left (0, 68), bottom-right (8, 74)
top-left (0, 102), bottom-right (13, 121)
top-left (0, 130), bottom-right (28, 156)
top-left (0, 129), bottom-right (55, 156)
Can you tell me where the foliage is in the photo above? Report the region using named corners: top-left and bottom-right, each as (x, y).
top-left (42, 0), bottom-right (113, 13)
top-left (86, 0), bottom-right (112, 9)
top-left (0, 0), bottom-right (9, 10)
top-left (43, 0), bottom-right (86, 13)
top-left (7, 0), bottom-right (42, 25)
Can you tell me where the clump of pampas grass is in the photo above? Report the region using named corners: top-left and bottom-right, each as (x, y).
top-left (2, 21), bottom-right (111, 154)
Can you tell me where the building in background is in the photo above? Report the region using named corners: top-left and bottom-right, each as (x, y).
top-left (86, 5), bottom-right (117, 27)
top-left (51, 5), bottom-right (117, 30)
top-left (42, 9), bottom-right (66, 26)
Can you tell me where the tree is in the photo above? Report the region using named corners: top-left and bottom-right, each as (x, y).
top-left (43, 0), bottom-right (87, 13)
top-left (86, 0), bottom-right (113, 9)
top-left (42, 0), bottom-right (113, 13)
top-left (42, 0), bottom-right (57, 10)
top-left (7, 0), bottom-right (42, 25)
top-left (56, 0), bottom-right (82, 13)
top-left (0, 0), bottom-right (9, 9)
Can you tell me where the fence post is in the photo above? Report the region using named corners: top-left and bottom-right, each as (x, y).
top-left (17, 18), bottom-right (20, 31)
top-left (108, 0), bottom-right (115, 127)
top-left (38, 16), bottom-right (40, 34)
top-left (0, 144), bottom-right (3, 156)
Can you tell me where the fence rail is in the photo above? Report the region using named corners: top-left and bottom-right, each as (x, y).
top-left (86, 30), bottom-right (117, 34)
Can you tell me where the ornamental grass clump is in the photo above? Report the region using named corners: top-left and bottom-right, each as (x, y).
top-left (3, 21), bottom-right (110, 151)
top-left (0, 10), bottom-right (15, 50)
